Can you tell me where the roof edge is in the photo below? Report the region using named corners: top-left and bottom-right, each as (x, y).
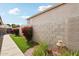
top-left (27, 3), bottom-right (66, 20)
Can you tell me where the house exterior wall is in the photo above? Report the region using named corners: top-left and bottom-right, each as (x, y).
top-left (29, 3), bottom-right (79, 50)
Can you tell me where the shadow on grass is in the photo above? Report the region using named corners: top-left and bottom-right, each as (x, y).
top-left (27, 40), bottom-right (39, 47)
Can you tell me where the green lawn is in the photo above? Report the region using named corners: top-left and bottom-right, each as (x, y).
top-left (10, 34), bottom-right (32, 53)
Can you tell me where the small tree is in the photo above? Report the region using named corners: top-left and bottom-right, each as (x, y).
top-left (7, 24), bottom-right (11, 27)
top-left (12, 24), bottom-right (17, 28)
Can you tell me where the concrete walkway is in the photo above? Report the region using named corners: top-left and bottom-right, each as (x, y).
top-left (24, 47), bottom-right (34, 56)
top-left (24, 46), bottom-right (37, 56)
top-left (1, 34), bottom-right (24, 56)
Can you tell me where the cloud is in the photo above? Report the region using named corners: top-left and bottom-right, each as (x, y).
top-left (21, 16), bottom-right (30, 19)
top-left (38, 5), bottom-right (52, 11)
top-left (8, 8), bottom-right (20, 15)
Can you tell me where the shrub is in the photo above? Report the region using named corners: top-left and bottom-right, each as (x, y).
top-left (32, 42), bottom-right (48, 56)
top-left (22, 26), bottom-right (33, 41)
top-left (61, 50), bottom-right (79, 56)
top-left (13, 28), bottom-right (19, 36)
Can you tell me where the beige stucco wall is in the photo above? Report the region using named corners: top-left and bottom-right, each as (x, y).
top-left (29, 3), bottom-right (79, 50)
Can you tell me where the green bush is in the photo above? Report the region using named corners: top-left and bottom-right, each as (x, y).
top-left (33, 42), bottom-right (48, 56)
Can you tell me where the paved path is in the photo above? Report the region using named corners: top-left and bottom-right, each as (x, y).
top-left (24, 46), bottom-right (36, 56)
top-left (1, 34), bottom-right (24, 56)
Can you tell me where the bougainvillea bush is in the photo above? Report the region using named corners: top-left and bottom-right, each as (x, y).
top-left (22, 26), bottom-right (33, 42)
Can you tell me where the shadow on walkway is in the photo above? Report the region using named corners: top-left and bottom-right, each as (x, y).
top-left (0, 37), bottom-right (3, 55)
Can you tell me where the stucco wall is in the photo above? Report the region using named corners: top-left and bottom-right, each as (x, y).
top-left (29, 3), bottom-right (79, 50)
